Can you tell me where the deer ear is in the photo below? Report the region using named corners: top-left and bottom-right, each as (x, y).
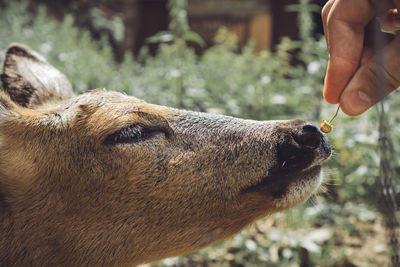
top-left (0, 43), bottom-right (74, 108)
top-left (0, 91), bottom-right (18, 120)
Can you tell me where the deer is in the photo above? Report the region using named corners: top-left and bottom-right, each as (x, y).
top-left (0, 44), bottom-right (332, 266)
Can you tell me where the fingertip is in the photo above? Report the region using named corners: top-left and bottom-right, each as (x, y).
top-left (323, 88), bottom-right (340, 104)
top-left (323, 73), bottom-right (340, 104)
top-left (323, 58), bottom-right (359, 104)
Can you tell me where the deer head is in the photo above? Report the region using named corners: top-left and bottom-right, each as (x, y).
top-left (0, 44), bottom-right (331, 266)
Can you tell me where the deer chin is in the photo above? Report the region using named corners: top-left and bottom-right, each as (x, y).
top-left (241, 162), bottom-right (324, 212)
top-left (270, 165), bottom-right (323, 210)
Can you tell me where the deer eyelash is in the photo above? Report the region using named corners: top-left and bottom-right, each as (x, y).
top-left (104, 124), bottom-right (146, 144)
top-left (104, 124), bottom-right (167, 145)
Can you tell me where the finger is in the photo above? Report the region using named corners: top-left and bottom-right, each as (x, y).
top-left (339, 35), bottom-right (400, 115)
top-left (369, 0), bottom-right (397, 15)
top-left (364, 18), bottom-right (396, 50)
top-left (321, 0), bottom-right (336, 48)
top-left (323, 0), bottom-right (375, 104)
top-left (380, 9), bottom-right (400, 31)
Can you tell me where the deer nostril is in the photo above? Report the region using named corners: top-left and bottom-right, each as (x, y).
top-left (302, 124), bottom-right (319, 133)
top-left (295, 124), bottom-right (322, 149)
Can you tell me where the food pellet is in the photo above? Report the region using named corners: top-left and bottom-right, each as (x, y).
top-left (320, 121), bottom-right (332, 133)
top-left (320, 105), bottom-right (340, 133)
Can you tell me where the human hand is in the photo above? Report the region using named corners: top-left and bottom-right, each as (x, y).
top-left (322, 0), bottom-right (400, 116)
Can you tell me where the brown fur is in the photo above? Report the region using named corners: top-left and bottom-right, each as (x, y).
top-left (0, 44), bottom-right (331, 266)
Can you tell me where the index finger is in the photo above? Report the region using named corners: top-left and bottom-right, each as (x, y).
top-left (323, 0), bottom-right (375, 103)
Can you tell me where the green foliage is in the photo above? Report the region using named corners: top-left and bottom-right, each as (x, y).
top-left (0, 0), bottom-right (398, 266)
top-left (147, 0), bottom-right (204, 46)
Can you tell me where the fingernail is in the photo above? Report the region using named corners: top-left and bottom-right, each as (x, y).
top-left (342, 90), bottom-right (372, 115)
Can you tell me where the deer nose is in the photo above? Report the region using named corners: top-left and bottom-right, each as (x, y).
top-left (276, 122), bottom-right (331, 172)
top-left (294, 124), bottom-right (322, 149)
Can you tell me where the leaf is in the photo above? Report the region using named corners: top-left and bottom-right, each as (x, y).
top-left (146, 31), bottom-right (175, 44)
top-left (183, 31), bottom-right (205, 46)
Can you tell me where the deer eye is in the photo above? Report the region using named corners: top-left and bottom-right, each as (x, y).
top-left (104, 124), bottom-right (162, 144)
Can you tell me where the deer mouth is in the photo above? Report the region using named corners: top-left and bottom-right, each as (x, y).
top-left (243, 162), bottom-right (323, 197)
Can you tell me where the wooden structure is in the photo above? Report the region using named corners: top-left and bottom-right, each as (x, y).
top-left (188, 0), bottom-right (273, 51)
top-left (78, 0), bottom-right (307, 54)
top-left (28, 0), bottom-right (324, 55)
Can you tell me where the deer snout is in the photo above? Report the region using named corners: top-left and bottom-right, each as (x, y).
top-left (241, 121), bottom-right (331, 210)
top-left (277, 123), bottom-right (332, 172)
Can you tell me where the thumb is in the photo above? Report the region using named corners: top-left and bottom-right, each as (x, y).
top-left (339, 35), bottom-right (400, 116)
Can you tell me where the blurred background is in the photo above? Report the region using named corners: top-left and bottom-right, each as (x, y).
top-left (0, 0), bottom-right (399, 266)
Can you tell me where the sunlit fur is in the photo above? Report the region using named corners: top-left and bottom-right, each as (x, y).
top-left (0, 44), bottom-right (331, 266)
